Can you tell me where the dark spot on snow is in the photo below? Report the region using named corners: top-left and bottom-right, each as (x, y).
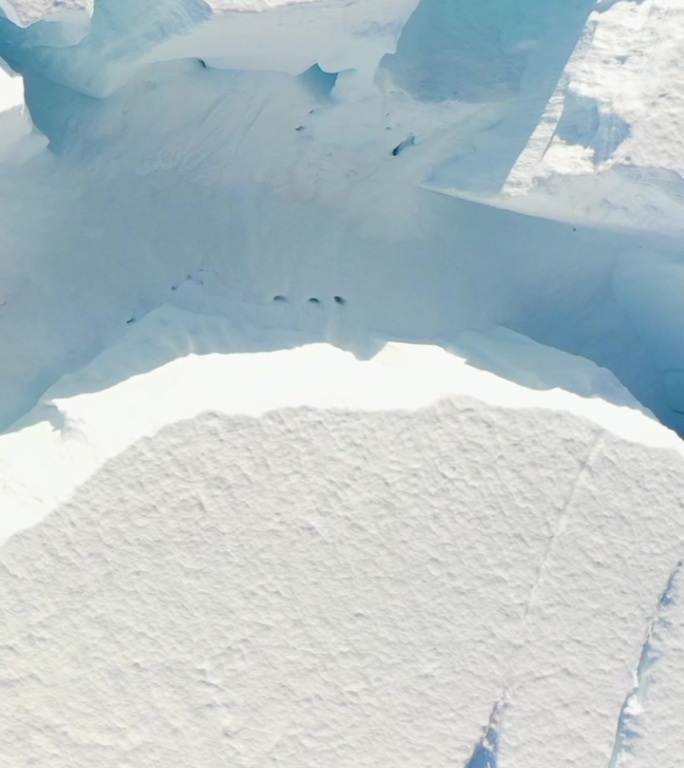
top-left (170, 284), bottom-right (178, 291)
top-left (392, 133), bottom-right (416, 156)
top-left (126, 317), bottom-right (135, 324)
top-left (333, 295), bottom-right (345, 305)
top-left (295, 125), bottom-right (305, 132)
top-left (273, 295), bottom-right (287, 302)
top-left (572, 227), bottom-right (577, 232)
top-left (308, 297), bottom-right (321, 305)
top-left (198, 59), bottom-right (207, 69)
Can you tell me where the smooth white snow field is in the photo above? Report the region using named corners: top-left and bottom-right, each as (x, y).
top-left (1, 0), bottom-right (684, 766)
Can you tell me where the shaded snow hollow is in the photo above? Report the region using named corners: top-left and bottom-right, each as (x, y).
top-left (1, 1), bottom-right (684, 767)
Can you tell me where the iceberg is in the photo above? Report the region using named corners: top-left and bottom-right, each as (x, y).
top-left (1, 1), bottom-right (684, 766)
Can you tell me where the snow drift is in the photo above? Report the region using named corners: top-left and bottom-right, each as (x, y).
top-left (1, 1), bottom-right (684, 766)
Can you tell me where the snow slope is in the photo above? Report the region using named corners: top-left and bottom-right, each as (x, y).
top-left (1, 0), bottom-right (684, 766)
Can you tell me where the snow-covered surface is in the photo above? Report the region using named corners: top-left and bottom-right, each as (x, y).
top-left (0, 0), bottom-right (92, 27)
top-left (0, 65), bottom-right (21, 110)
top-left (2, 0), bottom-right (684, 765)
top-left (434, 0), bottom-right (684, 237)
top-left (0, 304), bottom-right (673, 543)
top-left (3, 340), bottom-right (684, 767)
top-left (3, 307), bottom-right (684, 766)
top-left (0, 64), bottom-right (39, 156)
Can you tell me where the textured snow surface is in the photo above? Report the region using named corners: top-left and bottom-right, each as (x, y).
top-left (2, 314), bottom-right (684, 767)
top-left (2, 352), bottom-right (684, 767)
top-left (0, 306), bottom-right (669, 541)
top-left (432, 0), bottom-right (684, 237)
top-left (1, 0), bottom-right (684, 766)
top-left (500, 0), bottom-right (684, 233)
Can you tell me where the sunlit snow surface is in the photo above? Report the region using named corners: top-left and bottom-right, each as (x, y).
top-left (1, 1), bottom-right (684, 767)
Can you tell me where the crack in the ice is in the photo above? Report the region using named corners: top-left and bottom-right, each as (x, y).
top-left (464, 433), bottom-right (605, 766)
top-left (464, 700), bottom-right (503, 768)
top-left (469, 437), bottom-right (683, 768)
top-left (525, 431), bottom-right (604, 617)
top-left (607, 559), bottom-right (683, 768)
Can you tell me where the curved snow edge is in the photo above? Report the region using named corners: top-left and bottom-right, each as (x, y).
top-left (0, 305), bottom-right (680, 545)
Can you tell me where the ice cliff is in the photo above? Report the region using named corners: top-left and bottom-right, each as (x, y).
top-left (1, 1), bottom-right (684, 767)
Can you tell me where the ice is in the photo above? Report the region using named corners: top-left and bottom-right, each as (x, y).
top-left (2, 337), bottom-right (684, 767)
top-left (0, 304), bottom-right (674, 542)
top-left (482, 0), bottom-right (684, 236)
top-left (1, 0), bottom-right (684, 765)
top-left (624, 567), bottom-right (684, 768)
top-left (0, 0), bottom-right (92, 26)
top-left (0, 45), bottom-right (681, 433)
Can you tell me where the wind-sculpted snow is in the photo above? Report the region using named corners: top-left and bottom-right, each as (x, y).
top-left (2, 341), bottom-right (684, 768)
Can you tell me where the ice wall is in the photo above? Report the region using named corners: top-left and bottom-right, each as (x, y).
top-left (0, 0), bottom-right (682, 435)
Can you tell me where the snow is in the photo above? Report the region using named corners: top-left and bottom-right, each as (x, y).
top-left (0, 63), bottom-right (39, 156)
top-left (1, 0), bottom-right (684, 765)
top-left (624, 566), bottom-right (684, 767)
top-left (3, 306), bottom-right (684, 766)
top-left (0, 65), bottom-right (22, 111)
top-left (0, 0), bottom-right (92, 27)
top-left (435, 0), bottom-right (684, 238)
top-left (2, 342), bottom-right (684, 767)
top-left (0, 46), bottom-right (681, 436)
top-left (1, 304), bottom-right (676, 543)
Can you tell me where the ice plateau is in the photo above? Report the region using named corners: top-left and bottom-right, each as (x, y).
top-left (1, 1), bottom-right (684, 767)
